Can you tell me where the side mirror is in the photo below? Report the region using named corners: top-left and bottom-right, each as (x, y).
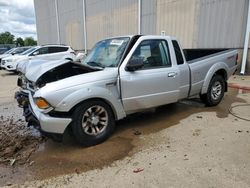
top-left (33, 51), bottom-right (39, 56)
top-left (126, 57), bottom-right (144, 71)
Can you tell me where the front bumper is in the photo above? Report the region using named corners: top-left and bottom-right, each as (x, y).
top-left (15, 90), bottom-right (72, 135)
top-left (1, 60), bottom-right (17, 71)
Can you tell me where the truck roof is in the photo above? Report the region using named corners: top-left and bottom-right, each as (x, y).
top-left (102, 35), bottom-right (176, 41)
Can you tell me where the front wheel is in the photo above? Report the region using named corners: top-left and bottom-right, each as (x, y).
top-left (71, 100), bottom-right (115, 146)
top-left (200, 75), bottom-right (225, 107)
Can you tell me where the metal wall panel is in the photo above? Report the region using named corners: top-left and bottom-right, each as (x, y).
top-left (57, 0), bottom-right (85, 50)
top-left (156, 0), bottom-right (199, 48)
top-left (85, 0), bottom-right (138, 48)
top-left (34, 0), bottom-right (248, 50)
top-left (34, 0), bottom-right (58, 45)
top-left (197, 0), bottom-right (248, 48)
top-left (141, 0), bottom-right (157, 35)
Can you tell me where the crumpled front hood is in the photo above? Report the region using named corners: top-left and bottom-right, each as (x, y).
top-left (37, 67), bottom-right (118, 94)
top-left (25, 59), bottom-right (71, 82)
top-left (17, 58), bottom-right (48, 74)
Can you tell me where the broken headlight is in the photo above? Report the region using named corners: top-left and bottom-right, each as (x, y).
top-left (17, 75), bottom-right (28, 89)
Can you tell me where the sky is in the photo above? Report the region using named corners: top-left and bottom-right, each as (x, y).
top-left (0, 0), bottom-right (37, 40)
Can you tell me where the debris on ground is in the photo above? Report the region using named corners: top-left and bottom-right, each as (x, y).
top-left (0, 116), bottom-right (45, 166)
top-left (6, 182), bottom-right (12, 186)
top-left (192, 129), bottom-right (201, 136)
top-left (196, 115), bottom-right (203, 119)
top-left (132, 129), bottom-right (142, 136)
top-left (75, 168), bottom-right (80, 174)
top-left (133, 168), bottom-right (144, 173)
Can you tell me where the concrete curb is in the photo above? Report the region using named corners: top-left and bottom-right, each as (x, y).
top-left (228, 83), bottom-right (250, 91)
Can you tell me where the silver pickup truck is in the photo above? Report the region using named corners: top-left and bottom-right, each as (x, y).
top-left (15, 35), bottom-right (237, 146)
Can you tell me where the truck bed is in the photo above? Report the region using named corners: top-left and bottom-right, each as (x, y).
top-left (187, 49), bottom-right (238, 96)
top-left (183, 49), bottom-right (229, 62)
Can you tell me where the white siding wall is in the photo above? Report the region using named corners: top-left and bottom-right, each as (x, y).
top-left (196, 0), bottom-right (248, 48)
top-left (34, 0), bottom-right (58, 45)
top-left (156, 0), bottom-right (199, 48)
top-left (57, 0), bottom-right (85, 50)
top-left (85, 0), bottom-right (138, 49)
top-left (141, 0), bottom-right (157, 35)
top-left (34, 0), bottom-right (248, 49)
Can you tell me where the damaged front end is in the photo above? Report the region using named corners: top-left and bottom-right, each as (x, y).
top-left (15, 91), bottom-right (39, 127)
top-left (15, 61), bottom-right (101, 141)
top-left (16, 75), bottom-right (39, 129)
top-left (15, 91), bottom-right (63, 141)
top-left (28, 61), bottom-right (100, 88)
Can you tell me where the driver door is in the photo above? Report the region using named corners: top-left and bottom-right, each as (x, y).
top-left (119, 39), bottom-right (180, 113)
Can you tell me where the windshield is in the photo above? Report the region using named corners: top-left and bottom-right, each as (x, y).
top-left (4, 48), bottom-right (16, 54)
top-left (12, 47), bottom-right (31, 54)
top-left (81, 37), bottom-right (130, 68)
top-left (21, 47), bottom-right (37, 55)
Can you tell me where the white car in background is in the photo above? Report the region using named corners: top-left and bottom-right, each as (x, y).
top-left (1, 45), bottom-right (76, 72)
top-left (17, 51), bottom-right (85, 74)
top-left (0, 47), bottom-right (31, 69)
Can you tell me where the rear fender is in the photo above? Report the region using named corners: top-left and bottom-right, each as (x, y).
top-left (201, 62), bottom-right (229, 94)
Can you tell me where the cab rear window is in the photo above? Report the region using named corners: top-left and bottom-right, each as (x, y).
top-left (172, 40), bottom-right (184, 65)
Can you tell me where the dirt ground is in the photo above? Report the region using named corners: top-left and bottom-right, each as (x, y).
top-left (0, 70), bottom-right (250, 188)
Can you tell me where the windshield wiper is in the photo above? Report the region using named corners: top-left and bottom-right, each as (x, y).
top-left (86, 61), bottom-right (105, 68)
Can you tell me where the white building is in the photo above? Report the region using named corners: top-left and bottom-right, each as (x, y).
top-left (34, 0), bottom-right (250, 73)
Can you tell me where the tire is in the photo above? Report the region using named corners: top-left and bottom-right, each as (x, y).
top-left (200, 75), bottom-right (225, 107)
top-left (71, 99), bottom-right (115, 146)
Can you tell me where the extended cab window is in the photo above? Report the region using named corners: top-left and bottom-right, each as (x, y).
top-left (172, 40), bottom-right (184, 65)
top-left (49, 47), bottom-right (68, 53)
top-left (131, 40), bottom-right (171, 69)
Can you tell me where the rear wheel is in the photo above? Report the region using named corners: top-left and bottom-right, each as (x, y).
top-left (200, 75), bottom-right (225, 107)
top-left (71, 100), bottom-right (115, 146)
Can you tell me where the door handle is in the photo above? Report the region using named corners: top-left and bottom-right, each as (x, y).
top-left (168, 72), bottom-right (177, 77)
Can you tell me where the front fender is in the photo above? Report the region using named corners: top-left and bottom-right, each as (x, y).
top-left (54, 86), bottom-right (126, 120)
top-left (201, 62), bottom-right (229, 94)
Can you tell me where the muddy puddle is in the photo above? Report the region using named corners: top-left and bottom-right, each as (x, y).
top-left (0, 88), bottom-right (249, 186)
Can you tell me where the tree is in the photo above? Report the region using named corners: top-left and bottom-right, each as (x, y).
top-left (24, 37), bottom-right (37, 46)
top-left (0, 32), bottom-right (15, 44)
top-left (15, 37), bottom-right (24, 46)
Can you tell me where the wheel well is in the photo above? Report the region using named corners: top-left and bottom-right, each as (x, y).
top-left (215, 69), bottom-right (227, 80)
top-left (68, 98), bottom-right (117, 120)
top-left (214, 69), bottom-right (228, 92)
